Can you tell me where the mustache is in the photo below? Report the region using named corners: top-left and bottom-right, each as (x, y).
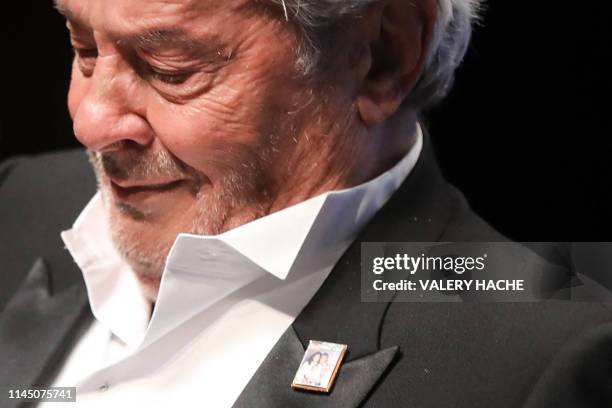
top-left (88, 149), bottom-right (195, 182)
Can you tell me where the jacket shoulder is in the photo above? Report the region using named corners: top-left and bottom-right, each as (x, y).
top-left (440, 184), bottom-right (510, 241)
top-left (370, 184), bottom-right (612, 407)
top-left (0, 149), bottom-right (95, 210)
top-left (0, 149), bottom-right (96, 312)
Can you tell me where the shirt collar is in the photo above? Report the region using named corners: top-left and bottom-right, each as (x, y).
top-left (62, 126), bottom-right (423, 348)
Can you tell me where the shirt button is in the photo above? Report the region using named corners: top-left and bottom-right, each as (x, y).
top-left (98, 383), bottom-right (109, 392)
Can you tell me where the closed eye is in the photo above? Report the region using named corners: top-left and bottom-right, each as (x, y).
top-left (75, 47), bottom-right (98, 59)
top-left (73, 46), bottom-right (98, 77)
top-left (147, 67), bottom-right (193, 85)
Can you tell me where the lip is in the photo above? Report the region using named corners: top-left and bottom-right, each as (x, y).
top-left (110, 178), bottom-right (183, 189)
top-left (110, 178), bottom-right (187, 206)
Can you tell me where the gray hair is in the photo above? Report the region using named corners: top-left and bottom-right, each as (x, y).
top-left (268, 0), bottom-right (482, 109)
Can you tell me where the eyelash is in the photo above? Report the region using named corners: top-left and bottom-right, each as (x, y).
top-left (147, 67), bottom-right (193, 85)
top-left (74, 47), bottom-right (98, 77)
top-left (75, 47), bottom-right (98, 59)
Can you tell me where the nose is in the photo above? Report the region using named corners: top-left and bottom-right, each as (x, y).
top-left (71, 56), bottom-right (154, 152)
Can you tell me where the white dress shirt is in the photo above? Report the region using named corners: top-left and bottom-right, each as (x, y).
top-left (41, 127), bottom-right (423, 408)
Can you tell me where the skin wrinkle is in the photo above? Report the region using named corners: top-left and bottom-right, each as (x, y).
top-left (57, 0), bottom-right (431, 301)
top-left (287, 107), bottom-right (354, 200)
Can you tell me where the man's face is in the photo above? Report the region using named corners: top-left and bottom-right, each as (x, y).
top-left (57, 0), bottom-right (359, 298)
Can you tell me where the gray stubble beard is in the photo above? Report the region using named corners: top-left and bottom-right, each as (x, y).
top-left (87, 144), bottom-right (275, 300)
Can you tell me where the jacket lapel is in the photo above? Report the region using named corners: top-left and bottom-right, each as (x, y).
top-left (0, 258), bottom-right (90, 404)
top-left (233, 326), bottom-right (398, 408)
top-left (234, 131), bottom-right (454, 406)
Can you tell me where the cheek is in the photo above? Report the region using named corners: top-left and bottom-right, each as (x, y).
top-left (146, 82), bottom-right (279, 180)
top-left (141, 19), bottom-right (304, 184)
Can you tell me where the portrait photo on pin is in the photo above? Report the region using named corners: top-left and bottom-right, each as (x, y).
top-left (292, 340), bottom-right (347, 393)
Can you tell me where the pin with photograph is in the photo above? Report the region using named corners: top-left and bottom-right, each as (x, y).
top-left (292, 340), bottom-right (348, 393)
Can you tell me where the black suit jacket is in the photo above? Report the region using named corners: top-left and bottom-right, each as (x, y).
top-left (1, 137), bottom-right (611, 408)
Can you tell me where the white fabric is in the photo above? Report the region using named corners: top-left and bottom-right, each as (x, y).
top-left (41, 128), bottom-right (423, 408)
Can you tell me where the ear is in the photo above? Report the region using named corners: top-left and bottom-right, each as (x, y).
top-left (354, 0), bottom-right (438, 127)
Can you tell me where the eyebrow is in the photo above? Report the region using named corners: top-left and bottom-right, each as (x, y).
top-left (122, 30), bottom-right (208, 52)
top-left (53, 0), bottom-right (74, 20)
top-left (54, 0), bottom-right (94, 34)
top-left (54, 1), bottom-right (217, 53)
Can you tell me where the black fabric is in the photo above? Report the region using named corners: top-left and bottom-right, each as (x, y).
top-left (524, 323), bottom-right (612, 408)
top-left (0, 150), bottom-right (95, 315)
top-left (0, 138), bottom-right (611, 407)
top-left (0, 259), bottom-right (90, 408)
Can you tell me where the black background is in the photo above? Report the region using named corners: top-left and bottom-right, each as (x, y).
top-left (1, 1), bottom-right (610, 241)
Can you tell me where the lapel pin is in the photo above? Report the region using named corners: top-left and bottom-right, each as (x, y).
top-left (292, 340), bottom-right (348, 393)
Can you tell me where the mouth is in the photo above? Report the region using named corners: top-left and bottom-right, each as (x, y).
top-left (110, 178), bottom-right (188, 206)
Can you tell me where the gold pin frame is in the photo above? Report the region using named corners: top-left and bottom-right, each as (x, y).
top-left (291, 340), bottom-right (348, 393)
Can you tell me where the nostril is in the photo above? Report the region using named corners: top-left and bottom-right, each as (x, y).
top-left (120, 140), bottom-right (147, 149)
top-left (96, 140), bottom-right (146, 153)
top-left (96, 141), bottom-right (127, 153)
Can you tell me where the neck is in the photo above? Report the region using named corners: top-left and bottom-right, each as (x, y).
top-left (269, 108), bottom-right (419, 212)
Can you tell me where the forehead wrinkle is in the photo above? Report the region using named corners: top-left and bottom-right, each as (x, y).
top-left (56, 0), bottom-right (258, 35)
top-left (57, 0), bottom-right (265, 61)
top-left (56, 0), bottom-right (198, 36)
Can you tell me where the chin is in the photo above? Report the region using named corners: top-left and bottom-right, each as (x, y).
top-left (108, 207), bottom-right (172, 302)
